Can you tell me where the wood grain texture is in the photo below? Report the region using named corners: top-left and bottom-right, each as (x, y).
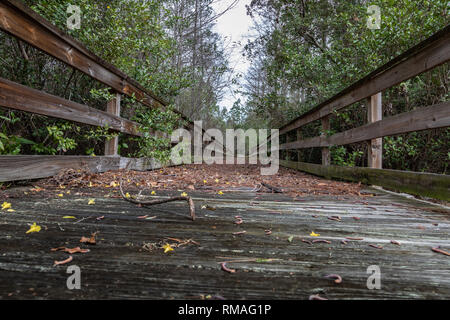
top-left (0, 77), bottom-right (142, 136)
top-left (0, 188), bottom-right (449, 299)
top-left (321, 116), bottom-right (330, 166)
top-left (104, 94), bottom-right (121, 156)
top-left (0, 156), bottom-right (166, 182)
top-left (281, 160), bottom-right (450, 201)
top-left (281, 101), bottom-right (450, 150)
top-left (280, 25), bottom-right (450, 135)
top-left (368, 93), bottom-right (383, 169)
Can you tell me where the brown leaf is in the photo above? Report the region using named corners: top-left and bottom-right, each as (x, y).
top-left (53, 255), bottom-right (73, 267)
top-left (80, 232), bottom-right (97, 245)
top-left (51, 247), bottom-right (90, 254)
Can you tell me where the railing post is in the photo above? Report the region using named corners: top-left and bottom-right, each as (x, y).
top-left (321, 116), bottom-right (330, 166)
top-left (368, 92), bottom-right (382, 169)
top-left (296, 128), bottom-right (302, 162)
top-left (104, 93), bottom-right (121, 156)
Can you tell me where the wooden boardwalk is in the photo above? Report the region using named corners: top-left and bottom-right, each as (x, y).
top-left (1, 185), bottom-right (449, 300)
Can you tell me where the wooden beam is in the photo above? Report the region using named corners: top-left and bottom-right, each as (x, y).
top-left (368, 93), bottom-right (382, 169)
top-left (280, 101), bottom-right (450, 150)
top-left (321, 116), bottom-right (330, 166)
top-left (280, 160), bottom-right (450, 201)
top-left (296, 128), bottom-right (302, 162)
top-left (280, 25), bottom-right (450, 135)
top-left (104, 93), bottom-right (121, 156)
top-left (0, 156), bottom-right (168, 182)
top-left (0, 77), bottom-right (143, 136)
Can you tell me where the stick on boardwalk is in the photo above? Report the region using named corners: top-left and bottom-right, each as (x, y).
top-left (0, 173), bottom-right (449, 299)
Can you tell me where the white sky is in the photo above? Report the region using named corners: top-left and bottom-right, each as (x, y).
top-left (211, 0), bottom-right (253, 110)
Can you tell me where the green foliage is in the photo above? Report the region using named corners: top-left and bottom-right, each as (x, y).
top-left (331, 146), bottom-right (364, 167)
top-left (131, 105), bottom-right (181, 163)
top-left (0, 0), bottom-right (199, 160)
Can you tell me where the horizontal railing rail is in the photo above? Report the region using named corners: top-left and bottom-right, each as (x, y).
top-left (277, 25), bottom-right (450, 201)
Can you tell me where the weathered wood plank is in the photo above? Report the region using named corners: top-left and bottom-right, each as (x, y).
top-left (104, 94), bottom-right (121, 156)
top-left (0, 77), bottom-right (142, 136)
top-left (321, 116), bottom-right (330, 166)
top-left (368, 93), bottom-right (383, 169)
top-left (0, 187), bottom-right (449, 299)
top-left (280, 25), bottom-right (450, 135)
top-left (0, 156), bottom-right (166, 182)
top-left (280, 101), bottom-right (450, 150)
top-left (280, 160), bottom-right (450, 201)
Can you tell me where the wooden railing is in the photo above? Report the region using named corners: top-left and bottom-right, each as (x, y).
top-left (278, 25), bottom-right (450, 201)
top-left (0, 0), bottom-right (199, 182)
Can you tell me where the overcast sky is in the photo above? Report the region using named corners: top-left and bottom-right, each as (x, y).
top-left (211, 0), bottom-right (253, 110)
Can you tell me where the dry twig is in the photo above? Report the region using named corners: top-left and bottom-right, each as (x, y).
top-left (119, 178), bottom-right (196, 221)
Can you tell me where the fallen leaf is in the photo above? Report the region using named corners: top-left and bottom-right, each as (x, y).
top-left (162, 243), bottom-right (174, 254)
top-left (26, 223), bottom-right (41, 234)
top-left (431, 247), bottom-right (450, 256)
top-left (2, 202), bottom-right (12, 210)
top-left (51, 247), bottom-right (90, 254)
top-left (221, 262), bottom-right (236, 273)
top-left (80, 232), bottom-right (97, 245)
top-left (310, 231), bottom-right (320, 237)
top-left (288, 235), bottom-right (294, 242)
top-left (53, 256), bottom-right (73, 267)
top-left (88, 199), bottom-right (95, 205)
top-left (63, 216), bottom-right (76, 219)
top-left (181, 192), bottom-right (188, 197)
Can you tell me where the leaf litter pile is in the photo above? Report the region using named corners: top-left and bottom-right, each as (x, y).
top-left (33, 164), bottom-right (367, 199)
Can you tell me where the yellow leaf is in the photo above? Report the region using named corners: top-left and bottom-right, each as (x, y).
top-left (218, 191), bottom-right (224, 195)
top-left (203, 180), bottom-right (207, 184)
top-left (181, 192), bottom-right (188, 197)
top-left (162, 243), bottom-right (174, 254)
top-left (7, 209), bottom-right (15, 212)
top-left (59, 185), bottom-right (66, 189)
top-left (110, 181), bottom-right (119, 187)
top-left (1, 202), bottom-right (12, 211)
top-left (63, 216), bottom-right (76, 219)
top-left (125, 193), bottom-right (131, 198)
top-left (88, 199), bottom-right (95, 205)
top-left (310, 231), bottom-right (320, 237)
top-left (26, 223), bottom-right (41, 234)
top-left (215, 179), bottom-right (219, 183)
top-left (57, 194), bottom-right (64, 197)
top-left (151, 191), bottom-right (156, 195)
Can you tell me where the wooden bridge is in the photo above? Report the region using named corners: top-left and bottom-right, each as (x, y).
top-left (0, 0), bottom-right (449, 300)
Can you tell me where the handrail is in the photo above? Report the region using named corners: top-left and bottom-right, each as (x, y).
top-left (0, 0), bottom-right (195, 127)
top-left (0, 0), bottom-right (197, 181)
top-left (277, 25), bottom-right (450, 201)
top-left (279, 25), bottom-right (450, 135)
